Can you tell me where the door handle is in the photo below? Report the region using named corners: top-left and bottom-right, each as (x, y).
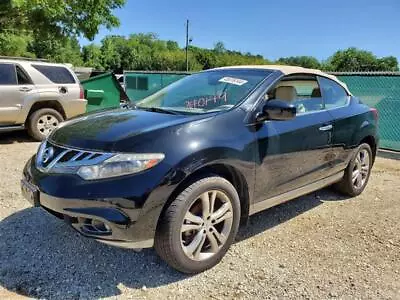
top-left (319, 124), bottom-right (333, 131)
top-left (19, 87), bottom-right (32, 92)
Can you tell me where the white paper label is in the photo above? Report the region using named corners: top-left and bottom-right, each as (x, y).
top-left (218, 77), bottom-right (248, 86)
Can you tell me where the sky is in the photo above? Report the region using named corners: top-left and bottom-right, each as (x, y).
top-left (80, 0), bottom-right (400, 61)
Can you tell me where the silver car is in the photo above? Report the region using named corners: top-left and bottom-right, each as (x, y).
top-left (0, 57), bottom-right (87, 140)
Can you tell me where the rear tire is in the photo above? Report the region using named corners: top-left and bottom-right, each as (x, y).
top-left (154, 176), bottom-right (241, 274)
top-left (27, 108), bottom-right (64, 141)
top-left (334, 143), bottom-right (373, 196)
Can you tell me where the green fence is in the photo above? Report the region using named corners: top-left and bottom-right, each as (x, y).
top-left (124, 71), bottom-right (190, 103)
top-left (336, 73), bottom-right (400, 151)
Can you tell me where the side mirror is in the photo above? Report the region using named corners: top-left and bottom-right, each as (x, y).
top-left (256, 100), bottom-right (296, 122)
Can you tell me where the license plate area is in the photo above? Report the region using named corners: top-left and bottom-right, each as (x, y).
top-left (21, 179), bottom-right (40, 207)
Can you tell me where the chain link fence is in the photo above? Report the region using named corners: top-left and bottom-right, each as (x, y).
top-left (334, 72), bottom-right (400, 151)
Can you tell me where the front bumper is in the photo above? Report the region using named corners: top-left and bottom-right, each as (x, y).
top-left (22, 187), bottom-right (154, 249)
top-left (21, 148), bottom-right (178, 249)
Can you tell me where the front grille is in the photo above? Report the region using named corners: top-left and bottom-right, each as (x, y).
top-left (36, 141), bottom-right (113, 173)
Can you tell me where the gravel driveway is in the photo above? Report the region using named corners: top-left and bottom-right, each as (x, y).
top-left (0, 132), bottom-right (399, 299)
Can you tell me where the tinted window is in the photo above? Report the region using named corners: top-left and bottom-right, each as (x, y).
top-left (32, 65), bottom-right (76, 84)
top-left (16, 66), bottom-right (32, 85)
top-left (318, 77), bottom-right (349, 109)
top-left (269, 78), bottom-right (323, 114)
top-left (0, 63), bottom-right (17, 85)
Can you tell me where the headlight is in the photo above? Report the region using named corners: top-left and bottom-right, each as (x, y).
top-left (77, 153), bottom-right (165, 180)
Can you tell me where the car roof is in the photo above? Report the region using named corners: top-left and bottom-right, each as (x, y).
top-left (213, 65), bottom-right (352, 95)
top-left (0, 58), bottom-right (70, 68)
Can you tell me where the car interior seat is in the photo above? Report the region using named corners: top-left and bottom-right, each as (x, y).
top-left (311, 88), bottom-right (322, 98)
top-left (274, 86), bottom-right (297, 103)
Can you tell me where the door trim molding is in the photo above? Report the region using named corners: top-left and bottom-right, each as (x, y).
top-left (249, 171), bottom-right (344, 215)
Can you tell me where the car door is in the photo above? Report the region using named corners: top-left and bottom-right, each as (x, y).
top-left (253, 75), bottom-right (335, 203)
top-left (0, 63), bottom-right (36, 125)
top-left (318, 76), bottom-right (360, 174)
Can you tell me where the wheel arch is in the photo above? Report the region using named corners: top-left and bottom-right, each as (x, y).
top-left (157, 163), bottom-right (251, 229)
top-left (359, 135), bottom-right (377, 164)
top-left (26, 100), bottom-right (66, 122)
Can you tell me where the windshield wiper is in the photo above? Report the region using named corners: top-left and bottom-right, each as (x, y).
top-left (135, 106), bottom-right (179, 115)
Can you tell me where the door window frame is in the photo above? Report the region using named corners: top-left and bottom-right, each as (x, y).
top-left (261, 73), bottom-right (327, 117)
top-left (317, 75), bottom-right (351, 111)
top-left (15, 64), bottom-right (34, 85)
top-left (249, 72), bottom-right (353, 123)
top-left (0, 62), bottom-right (18, 86)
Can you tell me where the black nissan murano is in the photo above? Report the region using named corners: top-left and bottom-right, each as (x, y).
top-left (21, 66), bottom-right (379, 273)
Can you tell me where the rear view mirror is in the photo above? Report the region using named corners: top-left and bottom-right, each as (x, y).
top-left (256, 100), bottom-right (296, 122)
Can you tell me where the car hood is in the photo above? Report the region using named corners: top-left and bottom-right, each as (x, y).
top-left (49, 108), bottom-right (206, 152)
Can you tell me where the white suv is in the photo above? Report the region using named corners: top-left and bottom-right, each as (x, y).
top-left (0, 57), bottom-right (87, 140)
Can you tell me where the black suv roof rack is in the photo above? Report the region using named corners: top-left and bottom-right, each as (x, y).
top-left (0, 56), bottom-right (49, 62)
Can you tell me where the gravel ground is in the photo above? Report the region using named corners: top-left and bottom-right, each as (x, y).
top-left (0, 131), bottom-right (399, 299)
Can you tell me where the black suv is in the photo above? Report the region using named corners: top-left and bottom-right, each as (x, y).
top-left (21, 66), bottom-right (379, 273)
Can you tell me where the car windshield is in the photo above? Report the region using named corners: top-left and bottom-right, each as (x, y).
top-left (135, 69), bottom-right (272, 114)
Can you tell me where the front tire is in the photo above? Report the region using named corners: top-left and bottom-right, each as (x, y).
top-left (334, 143), bottom-right (373, 196)
top-left (27, 108), bottom-right (64, 141)
top-left (155, 176), bottom-right (241, 274)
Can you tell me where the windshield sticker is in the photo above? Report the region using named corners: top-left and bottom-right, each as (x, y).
top-left (218, 77), bottom-right (248, 86)
top-left (185, 93), bottom-right (227, 109)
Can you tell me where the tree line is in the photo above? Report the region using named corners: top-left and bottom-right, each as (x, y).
top-left (0, 1), bottom-right (398, 73)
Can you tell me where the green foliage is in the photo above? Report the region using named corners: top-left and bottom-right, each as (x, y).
top-left (326, 48), bottom-right (399, 72)
top-left (82, 44), bottom-right (104, 70)
top-left (377, 56), bottom-right (399, 72)
top-left (6, 0), bottom-right (126, 40)
top-left (276, 56), bottom-right (322, 69)
top-left (28, 36), bottom-right (83, 66)
top-left (95, 34), bottom-right (248, 72)
top-left (0, 0), bottom-right (125, 64)
top-left (0, 32), bottom-right (34, 57)
top-left (214, 41), bottom-right (226, 54)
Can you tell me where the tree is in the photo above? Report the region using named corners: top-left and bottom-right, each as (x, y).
top-left (7, 0), bottom-right (126, 40)
top-left (192, 47), bottom-right (218, 70)
top-left (82, 44), bottom-right (104, 70)
top-left (276, 56), bottom-right (321, 69)
top-left (377, 56), bottom-right (399, 72)
top-left (0, 0), bottom-right (126, 63)
top-left (214, 41), bottom-right (226, 54)
top-left (326, 47), bottom-right (399, 72)
top-left (28, 36), bottom-right (83, 65)
top-left (100, 36), bottom-right (123, 71)
top-left (0, 32), bottom-right (34, 57)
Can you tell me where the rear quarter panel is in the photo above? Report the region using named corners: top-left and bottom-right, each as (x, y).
top-left (327, 97), bottom-right (378, 172)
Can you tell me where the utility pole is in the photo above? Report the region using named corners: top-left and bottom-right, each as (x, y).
top-left (185, 19), bottom-right (189, 72)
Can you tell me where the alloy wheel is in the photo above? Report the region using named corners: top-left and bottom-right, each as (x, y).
top-left (180, 190), bottom-right (233, 261)
top-left (37, 114), bottom-right (59, 136)
top-left (352, 149), bottom-right (370, 189)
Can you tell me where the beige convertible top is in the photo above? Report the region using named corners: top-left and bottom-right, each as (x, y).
top-left (214, 65), bottom-right (352, 95)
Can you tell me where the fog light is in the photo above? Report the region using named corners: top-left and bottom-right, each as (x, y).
top-left (91, 219), bottom-right (111, 232)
